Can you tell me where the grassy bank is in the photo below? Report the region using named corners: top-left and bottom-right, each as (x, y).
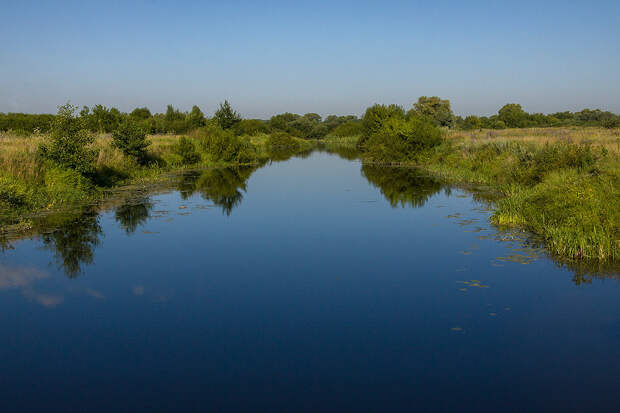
top-left (0, 129), bottom-right (312, 233)
top-left (325, 127), bottom-right (620, 264)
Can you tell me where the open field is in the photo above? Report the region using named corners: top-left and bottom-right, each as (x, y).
top-left (447, 127), bottom-right (620, 153)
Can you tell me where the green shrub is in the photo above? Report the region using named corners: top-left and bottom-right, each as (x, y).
top-left (173, 137), bottom-right (201, 165)
top-left (363, 116), bottom-right (444, 163)
top-left (38, 103), bottom-right (97, 176)
top-left (266, 132), bottom-right (300, 151)
top-left (112, 121), bottom-right (151, 164)
top-left (0, 174), bottom-right (29, 208)
top-left (330, 120), bottom-right (362, 137)
top-left (358, 104), bottom-right (405, 150)
top-left (198, 126), bottom-right (256, 163)
top-left (234, 119), bottom-right (269, 136)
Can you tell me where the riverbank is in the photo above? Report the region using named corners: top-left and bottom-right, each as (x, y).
top-left (323, 129), bottom-right (620, 264)
top-left (0, 131), bottom-right (312, 234)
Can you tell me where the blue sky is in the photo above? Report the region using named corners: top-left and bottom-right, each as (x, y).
top-left (1, 0), bottom-right (619, 118)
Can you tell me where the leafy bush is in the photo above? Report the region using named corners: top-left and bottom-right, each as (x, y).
top-left (358, 104), bottom-right (405, 150)
top-left (363, 116), bottom-right (444, 163)
top-left (198, 125), bottom-right (256, 163)
top-left (234, 119), bottom-right (269, 136)
top-left (173, 137), bottom-right (201, 165)
top-left (38, 103), bottom-right (97, 176)
top-left (266, 132), bottom-right (300, 151)
top-left (112, 121), bottom-right (151, 164)
top-left (330, 120), bottom-right (363, 137)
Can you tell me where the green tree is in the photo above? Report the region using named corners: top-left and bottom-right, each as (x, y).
top-left (38, 103), bottom-right (97, 176)
top-left (410, 96), bottom-right (455, 128)
top-left (188, 105), bottom-right (206, 129)
top-left (498, 103), bottom-right (528, 128)
top-left (358, 104), bottom-right (405, 149)
top-left (130, 107), bottom-right (152, 120)
top-left (112, 120), bottom-right (151, 164)
top-left (462, 115), bottom-right (482, 130)
top-left (214, 100), bottom-right (242, 130)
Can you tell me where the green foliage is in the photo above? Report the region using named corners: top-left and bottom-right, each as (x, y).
top-left (266, 132), bottom-right (300, 151)
top-left (0, 113), bottom-right (55, 134)
top-left (130, 107), bottom-right (152, 120)
top-left (112, 121), bottom-right (151, 164)
top-left (234, 119), bottom-right (269, 136)
top-left (214, 100), bottom-right (242, 130)
top-left (461, 115), bottom-right (483, 130)
top-left (173, 137), bottom-right (201, 165)
top-left (362, 115), bottom-right (444, 163)
top-left (197, 125), bottom-right (256, 163)
top-left (330, 120), bottom-right (363, 137)
top-left (358, 104), bottom-right (405, 150)
top-left (498, 103), bottom-right (529, 128)
top-left (410, 96), bottom-right (455, 128)
top-left (38, 103), bottom-right (97, 176)
top-left (188, 105), bottom-right (206, 129)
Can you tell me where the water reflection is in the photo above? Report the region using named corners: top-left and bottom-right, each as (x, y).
top-left (1, 150), bottom-right (617, 283)
top-left (177, 166), bottom-right (258, 216)
top-left (38, 208), bottom-right (103, 278)
top-left (115, 197), bottom-right (154, 234)
top-left (361, 164), bottom-right (443, 208)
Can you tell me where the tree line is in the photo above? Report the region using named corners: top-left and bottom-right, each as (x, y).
top-left (1, 97), bottom-right (619, 137)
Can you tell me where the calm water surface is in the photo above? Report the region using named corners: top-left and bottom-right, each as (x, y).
top-left (1, 151), bottom-right (620, 412)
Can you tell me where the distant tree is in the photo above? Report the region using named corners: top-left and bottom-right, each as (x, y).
top-left (214, 100), bottom-right (242, 130)
top-left (498, 103), bottom-right (528, 128)
top-left (234, 119), bottom-right (269, 136)
top-left (410, 96), bottom-right (455, 128)
top-left (270, 112), bottom-right (300, 132)
top-left (130, 107), bottom-right (152, 120)
top-left (462, 115), bottom-right (482, 130)
top-left (112, 120), bottom-right (151, 164)
top-left (188, 105), bottom-right (206, 129)
top-left (38, 103), bottom-right (97, 176)
top-left (303, 113), bottom-right (322, 123)
top-left (164, 105), bottom-right (184, 122)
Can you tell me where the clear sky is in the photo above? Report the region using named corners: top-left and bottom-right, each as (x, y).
top-left (1, 0), bottom-right (619, 118)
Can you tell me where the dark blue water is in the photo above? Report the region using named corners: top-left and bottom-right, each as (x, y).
top-left (1, 151), bottom-right (620, 412)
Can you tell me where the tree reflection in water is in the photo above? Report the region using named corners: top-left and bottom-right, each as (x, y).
top-left (39, 209), bottom-right (103, 278)
top-left (361, 164), bottom-right (443, 208)
top-left (115, 198), bottom-right (153, 234)
top-left (178, 166), bottom-right (258, 216)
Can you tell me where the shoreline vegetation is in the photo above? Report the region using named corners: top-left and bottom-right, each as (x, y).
top-left (1, 98), bottom-right (619, 267)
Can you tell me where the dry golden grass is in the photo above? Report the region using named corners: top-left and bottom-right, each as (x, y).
top-left (0, 131), bottom-right (45, 181)
top-left (447, 127), bottom-right (620, 153)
